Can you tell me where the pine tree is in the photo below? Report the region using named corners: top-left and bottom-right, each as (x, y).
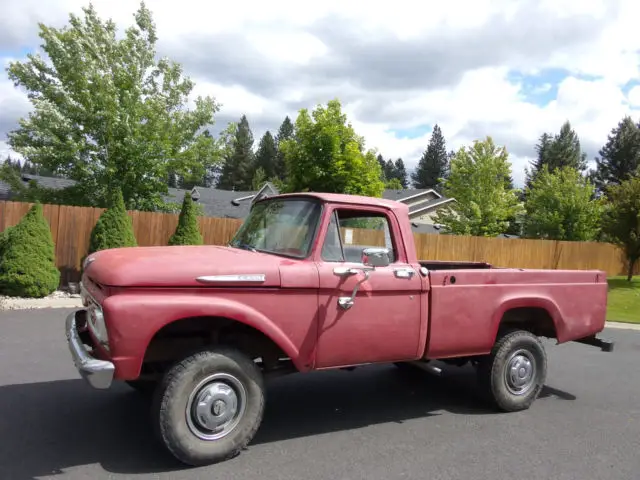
top-left (87, 188), bottom-right (137, 255)
top-left (394, 158), bottom-right (408, 188)
top-left (411, 124), bottom-right (449, 190)
top-left (526, 121), bottom-right (588, 189)
top-left (274, 116), bottom-right (294, 180)
top-left (2, 155), bottom-right (21, 172)
top-left (0, 203), bottom-right (60, 298)
top-left (254, 131), bottom-right (278, 180)
top-left (377, 154), bottom-right (386, 180)
top-left (592, 116), bottom-right (640, 190)
top-left (217, 115), bottom-right (255, 190)
top-left (168, 192), bottom-right (203, 245)
top-left (384, 159), bottom-right (396, 181)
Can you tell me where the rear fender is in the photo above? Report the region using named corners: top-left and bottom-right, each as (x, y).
top-left (491, 296), bottom-right (564, 342)
top-left (102, 293), bottom-right (301, 377)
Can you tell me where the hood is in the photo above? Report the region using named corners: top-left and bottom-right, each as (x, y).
top-left (84, 245), bottom-right (286, 287)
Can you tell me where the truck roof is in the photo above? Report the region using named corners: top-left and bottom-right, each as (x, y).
top-left (259, 191), bottom-right (410, 214)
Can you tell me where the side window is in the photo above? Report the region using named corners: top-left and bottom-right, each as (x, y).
top-left (321, 209), bottom-right (397, 263)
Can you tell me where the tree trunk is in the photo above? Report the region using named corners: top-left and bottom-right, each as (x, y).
top-left (628, 257), bottom-right (637, 282)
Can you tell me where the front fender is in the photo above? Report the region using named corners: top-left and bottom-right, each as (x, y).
top-left (102, 292), bottom-right (301, 379)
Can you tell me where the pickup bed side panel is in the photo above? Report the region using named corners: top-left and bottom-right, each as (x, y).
top-left (424, 269), bottom-right (608, 359)
top-left (100, 288), bottom-right (320, 380)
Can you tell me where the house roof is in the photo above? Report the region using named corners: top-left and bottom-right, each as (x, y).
top-left (0, 174), bottom-right (77, 201)
top-left (0, 174), bottom-right (454, 219)
top-left (381, 188), bottom-right (435, 201)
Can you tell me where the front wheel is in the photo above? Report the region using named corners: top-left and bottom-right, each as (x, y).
top-left (151, 346), bottom-right (265, 466)
top-left (477, 330), bottom-right (547, 412)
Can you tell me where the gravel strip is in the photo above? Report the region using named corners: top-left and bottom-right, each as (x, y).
top-left (0, 290), bottom-right (83, 311)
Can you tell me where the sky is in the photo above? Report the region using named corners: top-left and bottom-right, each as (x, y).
top-left (0, 0), bottom-right (639, 188)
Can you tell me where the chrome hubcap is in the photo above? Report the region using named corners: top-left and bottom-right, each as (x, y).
top-left (504, 349), bottom-right (536, 395)
top-left (186, 373), bottom-right (247, 441)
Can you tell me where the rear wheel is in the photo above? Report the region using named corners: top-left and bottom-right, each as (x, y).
top-left (477, 330), bottom-right (547, 412)
top-left (151, 346), bottom-right (265, 466)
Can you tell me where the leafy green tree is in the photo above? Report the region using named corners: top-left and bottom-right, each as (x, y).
top-left (6, 2), bottom-right (220, 210)
top-left (217, 115), bottom-right (255, 190)
top-left (251, 167), bottom-right (267, 190)
top-left (411, 124), bottom-right (449, 190)
top-left (0, 203), bottom-right (60, 298)
top-left (385, 178), bottom-right (403, 189)
top-left (254, 131), bottom-right (279, 180)
top-left (522, 166), bottom-right (603, 241)
top-left (168, 192), bottom-right (203, 245)
top-left (87, 189), bottom-right (137, 255)
top-left (525, 121), bottom-right (588, 189)
top-left (280, 99), bottom-right (385, 197)
top-left (592, 116), bottom-right (640, 190)
top-left (601, 176), bottom-right (640, 281)
top-left (434, 137), bottom-right (522, 236)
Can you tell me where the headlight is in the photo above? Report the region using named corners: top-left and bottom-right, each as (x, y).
top-left (88, 303), bottom-right (110, 351)
top-left (83, 255), bottom-right (95, 271)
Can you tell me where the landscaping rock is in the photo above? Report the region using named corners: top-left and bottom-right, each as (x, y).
top-left (0, 290), bottom-right (82, 311)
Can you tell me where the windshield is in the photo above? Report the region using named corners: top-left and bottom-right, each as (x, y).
top-left (229, 198), bottom-right (322, 258)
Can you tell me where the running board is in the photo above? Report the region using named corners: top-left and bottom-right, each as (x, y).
top-left (406, 361), bottom-right (443, 376)
top-left (574, 334), bottom-right (615, 352)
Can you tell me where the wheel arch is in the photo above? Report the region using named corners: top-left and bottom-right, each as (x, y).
top-left (137, 315), bottom-right (300, 379)
top-left (492, 297), bottom-right (562, 343)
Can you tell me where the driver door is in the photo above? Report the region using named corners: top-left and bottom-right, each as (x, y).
top-left (314, 206), bottom-right (423, 369)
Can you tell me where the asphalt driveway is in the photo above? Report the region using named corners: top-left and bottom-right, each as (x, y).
top-left (0, 308), bottom-right (639, 480)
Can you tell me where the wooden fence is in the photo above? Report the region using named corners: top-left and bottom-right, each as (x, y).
top-left (0, 200), bottom-right (635, 285)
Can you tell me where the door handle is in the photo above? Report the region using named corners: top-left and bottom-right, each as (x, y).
top-left (394, 268), bottom-right (415, 279)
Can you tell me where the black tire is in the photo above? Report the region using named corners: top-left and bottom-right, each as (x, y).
top-left (151, 346), bottom-right (265, 466)
top-left (477, 330), bottom-right (547, 412)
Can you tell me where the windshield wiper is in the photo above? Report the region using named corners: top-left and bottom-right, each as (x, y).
top-left (229, 242), bottom-right (257, 252)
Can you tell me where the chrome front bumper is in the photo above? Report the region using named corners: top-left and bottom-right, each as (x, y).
top-left (65, 310), bottom-right (115, 389)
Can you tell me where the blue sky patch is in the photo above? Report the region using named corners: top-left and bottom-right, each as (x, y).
top-left (507, 68), bottom-right (602, 107)
top-left (622, 79), bottom-right (640, 96)
top-left (388, 123), bottom-right (432, 140)
top-left (0, 46), bottom-right (33, 59)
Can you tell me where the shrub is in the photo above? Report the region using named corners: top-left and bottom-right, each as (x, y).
top-left (87, 188), bottom-right (137, 255)
top-left (0, 203), bottom-right (60, 298)
top-left (168, 192), bottom-right (204, 246)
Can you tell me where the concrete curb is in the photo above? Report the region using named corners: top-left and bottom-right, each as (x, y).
top-left (605, 321), bottom-right (640, 331)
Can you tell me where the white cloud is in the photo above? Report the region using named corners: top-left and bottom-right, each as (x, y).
top-left (0, 0), bottom-right (639, 189)
top-left (628, 86), bottom-right (640, 108)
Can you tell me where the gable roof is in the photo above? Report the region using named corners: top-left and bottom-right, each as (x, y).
top-left (0, 174), bottom-right (454, 219)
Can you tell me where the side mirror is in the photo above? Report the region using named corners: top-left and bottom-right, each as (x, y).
top-left (362, 247), bottom-right (391, 268)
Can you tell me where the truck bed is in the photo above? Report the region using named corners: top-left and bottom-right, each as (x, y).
top-left (422, 266), bottom-right (608, 359)
top-left (419, 260), bottom-right (494, 270)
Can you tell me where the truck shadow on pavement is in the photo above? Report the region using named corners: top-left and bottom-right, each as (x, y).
top-left (0, 364), bottom-right (575, 479)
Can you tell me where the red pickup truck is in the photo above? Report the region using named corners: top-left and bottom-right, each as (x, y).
top-left (66, 192), bottom-right (613, 466)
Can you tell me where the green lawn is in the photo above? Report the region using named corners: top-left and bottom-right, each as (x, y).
top-left (607, 276), bottom-right (640, 324)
